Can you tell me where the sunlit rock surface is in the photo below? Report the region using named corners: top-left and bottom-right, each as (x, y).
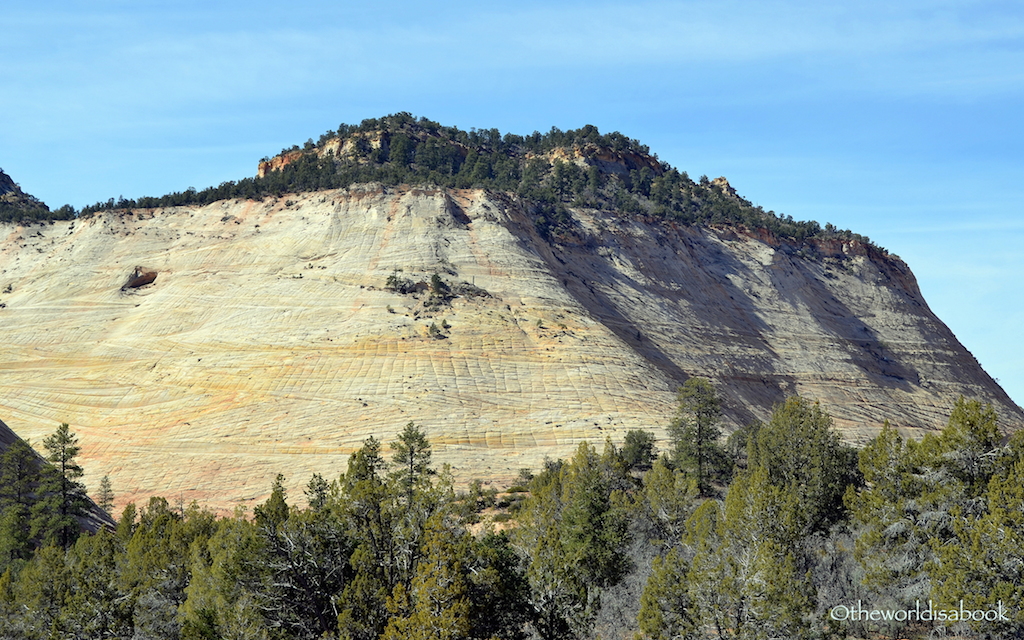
top-left (1, 185), bottom-right (1019, 512)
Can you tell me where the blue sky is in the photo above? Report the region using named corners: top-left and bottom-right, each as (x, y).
top-left (3, 0), bottom-right (1023, 407)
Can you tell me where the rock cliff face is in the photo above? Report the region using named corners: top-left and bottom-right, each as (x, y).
top-left (1, 185), bottom-right (1019, 511)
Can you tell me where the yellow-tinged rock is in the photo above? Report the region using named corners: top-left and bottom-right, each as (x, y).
top-left (0, 184), bottom-right (1018, 513)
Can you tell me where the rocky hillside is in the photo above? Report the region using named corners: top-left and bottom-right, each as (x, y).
top-left (1, 116), bottom-right (1020, 512)
top-left (1, 168), bottom-right (51, 223)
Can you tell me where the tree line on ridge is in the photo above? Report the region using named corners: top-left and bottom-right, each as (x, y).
top-left (5, 113), bottom-right (874, 251)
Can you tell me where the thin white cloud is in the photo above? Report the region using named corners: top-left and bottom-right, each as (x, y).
top-left (7, 0), bottom-right (1023, 117)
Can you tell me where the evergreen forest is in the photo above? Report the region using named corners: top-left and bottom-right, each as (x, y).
top-left (1, 385), bottom-right (1021, 640)
top-left (0, 202), bottom-right (75, 225)
top-left (11, 113), bottom-right (874, 249)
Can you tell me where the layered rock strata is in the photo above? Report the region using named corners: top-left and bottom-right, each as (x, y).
top-left (0, 185), bottom-right (1019, 511)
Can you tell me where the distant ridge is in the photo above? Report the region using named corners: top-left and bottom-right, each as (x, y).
top-left (0, 167), bottom-right (73, 223)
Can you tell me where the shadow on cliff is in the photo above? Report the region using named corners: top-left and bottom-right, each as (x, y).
top-left (768, 248), bottom-right (919, 391)
top-left (495, 198), bottom-right (1024, 432)
top-left (529, 221), bottom-right (799, 429)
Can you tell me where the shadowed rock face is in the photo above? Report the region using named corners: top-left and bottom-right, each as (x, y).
top-left (122, 268), bottom-right (157, 290)
top-left (0, 185), bottom-right (1019, 512)
top-left (0, 170), bottom-right (17, 197)
top-left (0, 168), bottom-right (48, 211)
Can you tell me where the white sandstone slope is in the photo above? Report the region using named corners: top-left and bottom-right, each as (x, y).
top-left (0, 184), bottom-right (1019, 511)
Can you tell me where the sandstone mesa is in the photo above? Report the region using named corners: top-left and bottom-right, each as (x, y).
top-left (1, 135), bottom-right (1020, 514)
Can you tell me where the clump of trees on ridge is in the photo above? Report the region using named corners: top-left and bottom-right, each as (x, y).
top-left (0, 202), bottom-right (76, 224)
top-left (0, 385), bottom-right (1020, 639)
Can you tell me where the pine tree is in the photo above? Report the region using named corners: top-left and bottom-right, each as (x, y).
top-left (640, 400), bottom-right (848, 640)
top-left (339, 429), bottom-right (452, 640)
top-left (119, 496), bottom-right (212, 638)
top-left (561, 442), bottom-right (629, 590)
top-left (305, 472), bottom-right (329, 511)
top-left (677, 467), bottom-right (815, 639)
top-left (0, 438), bottom-right (41, 563)
top-left (463, 531), bottom-right (532, 640)
top-left (0, 566), bottom-right (18, 634)
top-left (248, 505), bottom-right (353, 638)
top-left (669, 378), bottom-right (729, 495)
top-left (621, 429), bottom-right (657, 472)
top-left (641, 457), bottom-right (698, 544)
top-left (637, 548), bottom-right (696, 640)
top-left (337, 437), bottom-right (396, 640)
top-left (253, 473), bottom-right (289, 533)
top-left (845, 420), bottom-right (934, 607)
top-left (747, 397), bottom-right (858, 535)
top-left (936, 396), bottom-right (1003, 496)
top-left (514, 464), bottom-right (579, 640)
top-left (181, 512), bottom-right (269, 640)
top-left (96, 475), bottom-right (114, 516)
top-left (390, 422), bottom-right (433, 508)
top-left (514, 442), bottom-right (630, 640)
top-left (62, 528), bottom-right (133, 638)
top-left (10, 543), bottom-right (72, 637)
top-left (847, 398), bottom-right (1007, 624)
top-left (0, 438), bottom-right (40, 509)
top-left (32, 423), bottom-right (89, 549)
top-left (116, 502), bottom-right (137, 543)
top-left (0, 507), bottom-right (32, 570)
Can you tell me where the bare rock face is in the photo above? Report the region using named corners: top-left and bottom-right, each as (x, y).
top-left (257, 151), bottom-right (304, 178)
top-left (0, 185), bottom-right (1019, 512)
